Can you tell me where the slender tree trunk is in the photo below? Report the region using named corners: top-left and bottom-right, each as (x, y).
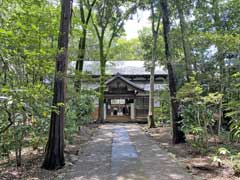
top-left (218, 100), bottom-right (222, 136)
top-left (148, 32), bottom-right (157, 128)
top-left (75, 0), bottom-right (96, 92)
top-left (212, 0), bottom-right (225, 91)
top-left (98, 61), bottom-right (106, 123)
top-left (42, 0), bottom-right (72, 170)
top-left (148, 0), bottom-right (161, 128)
top-left (15, 126), bottom-right (21, 167)
top-left (98, 38), bottom-right (106, 123)
top-left (75, 29), bottom-right (87, 91)
top-left (160, 0), bottom-right (186, 144)
top-left (213, 0), bottom-right (224, 129)
top-left (175, 0), bottom-right (192, 81)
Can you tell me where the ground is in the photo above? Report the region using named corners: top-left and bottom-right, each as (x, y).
top-left (0, 123), bottom-right (192, 180)
top-left (58, 123), bottom-right (192, 180)
top-left (145, 126), bottom-right (239, 180)
top-left (1, 123), bottom-right (238, 180)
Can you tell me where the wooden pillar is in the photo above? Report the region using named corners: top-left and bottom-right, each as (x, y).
top-left (104, 103), bottom-right (107, 121)
top-left (131, 100), bottom-right (135, 120)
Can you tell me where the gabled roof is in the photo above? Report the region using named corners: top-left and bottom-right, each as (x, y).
top-left (83, 61), bottom-right (167, 76)
top-left (105, 73), bottom-right (146, 92)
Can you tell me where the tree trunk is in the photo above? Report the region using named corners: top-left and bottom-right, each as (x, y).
top-left (160, 0), bottom-right (186, 144)
top-left (212, 0), bottom-right (224, 127)
top-left (75, 29), bottom-right (86, 92)
top-left (98, 61), bottom-right (106, 123)
top-left (42, 0), bottom-right (72, 170)
top-left (98, 66), bottom-right (106, 123)
top-left (98, 38), bottom-right (106, 123)
top-left (15, 126), bottom-right (22, 167)
top-left (175, 0), bottom-right (192, 81)
top-left (75, 0), bottom-right (96, 92)
top-left (218, 100), bottom-right (222, 136)
top-left (148, 32), bottom-right (157, 128)
top-left (148, 0), bottom-right (161, 128)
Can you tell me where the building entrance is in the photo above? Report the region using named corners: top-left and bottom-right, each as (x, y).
top-left (106, 99), bottom-right (133, 121)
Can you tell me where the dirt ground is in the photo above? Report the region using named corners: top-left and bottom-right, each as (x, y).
top-left (143, 125), bottom-right (239, 180)
top-left (1, 123), bottom-right (239, 180)
top-left (1, 123), bottom-right (192, 180)
top-left (0, 124), bottom-right (98, 180)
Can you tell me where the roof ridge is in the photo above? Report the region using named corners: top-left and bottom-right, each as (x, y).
top-left (105, 73), bottom-right (146, 92)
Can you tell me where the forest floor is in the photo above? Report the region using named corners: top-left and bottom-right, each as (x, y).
top-left (0, 124), bottom-right (98, 180)
top-left (144, 125), bottom-right (240, 180)
top-left (1, 123), bottom-right (192, 180)
top-left (1, 123), bottom-right (239, 180)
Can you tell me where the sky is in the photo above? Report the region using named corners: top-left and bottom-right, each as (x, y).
top-left (124, 10), bottom-right (151, 40)
top-left (72, 0), bottom-right (151, 40)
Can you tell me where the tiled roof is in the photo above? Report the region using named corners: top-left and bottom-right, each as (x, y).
top-left (83, 61), bottom-right (168, 75)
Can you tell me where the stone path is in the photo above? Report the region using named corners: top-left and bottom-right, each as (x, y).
top-left (59, 124), bottom-right (193, 180)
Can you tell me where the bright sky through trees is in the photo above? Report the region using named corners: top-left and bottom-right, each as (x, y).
top-left (124, 9), bottom-right (151, 39)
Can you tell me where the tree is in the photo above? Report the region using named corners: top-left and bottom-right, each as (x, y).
top-left (175, 0), bottom-right (192, 81)
top-left (42, 0), bottom-right (73, 170)
top-left (108, 38), bottom-right (144, 60)
top-left (148, 0), bottom-right (162, 128)
top-left (160, 0), bottom-right (186, 144)
top-left (90, 0), bottom-right (137, 122)
top-left (75, 0), bottom-right (96, 92)
top-left (0, 0), bottom-right (59, 167)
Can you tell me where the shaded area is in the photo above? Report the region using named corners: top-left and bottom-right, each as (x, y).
top-left (58, 124), bottom-right (192, 180)
top-left (111, 127), bottom-right (147, 180)
top-left (58, 125), bottom-right (113, 180)
top-left (126, 124), bottom-right (192, 180)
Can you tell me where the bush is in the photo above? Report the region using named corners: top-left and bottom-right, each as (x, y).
top-left (177, 77), bottom-right (223, 148)
top-left (155, 90), bottom-right (170, 126)
top-left (65, 88), bottom-right (97, 141)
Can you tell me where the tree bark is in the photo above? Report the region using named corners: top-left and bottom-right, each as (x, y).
top-left (148, 31), bottom-right (157, 128)
top-left (160, 0), bottom-right (186, 144)
top-left (175, 0), bottom-right (192, 81)
top-left (148, 0), bottom-right (161, 128)
top-left (75, 29), bottom-right (86, 91)
top-left (42, 0), bottom-right (72, 170)
top-left (98, 38), bottom-right (106, 123)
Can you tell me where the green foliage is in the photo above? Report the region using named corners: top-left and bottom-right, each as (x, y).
top-left (212, 147), bottom-right (230, 167)
top-left (138, 27), bottom-right (165, 66)
top-left (218, 147), bottom-right (231, 156)
top-left (0, 86), bottom-right (52, 165)
top-left (177, 77), bottom-right (223, 148)
top-left (65, 87), bottom-right (97, 142)
top-left (0, 0), bottom-right (58, 166)
top-left (68, 89), bottom-right (96, 125)
top-left (177, 77), bottom-right (203, 102)
top-left (109, 38), bottom-right (144, 60)
top-left (225, 72), bottom-right (240, 142)
top-left (155, 90), bottom-right (170, 125)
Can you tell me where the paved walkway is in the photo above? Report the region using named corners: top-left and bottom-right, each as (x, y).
top-left (59, 124), bottom-right (193, 180)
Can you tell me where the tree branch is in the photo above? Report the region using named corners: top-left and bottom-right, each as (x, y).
top-left (85, 0), bottom-right (97, 24)
top-left (0, 108), bottom-right (13, 134)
